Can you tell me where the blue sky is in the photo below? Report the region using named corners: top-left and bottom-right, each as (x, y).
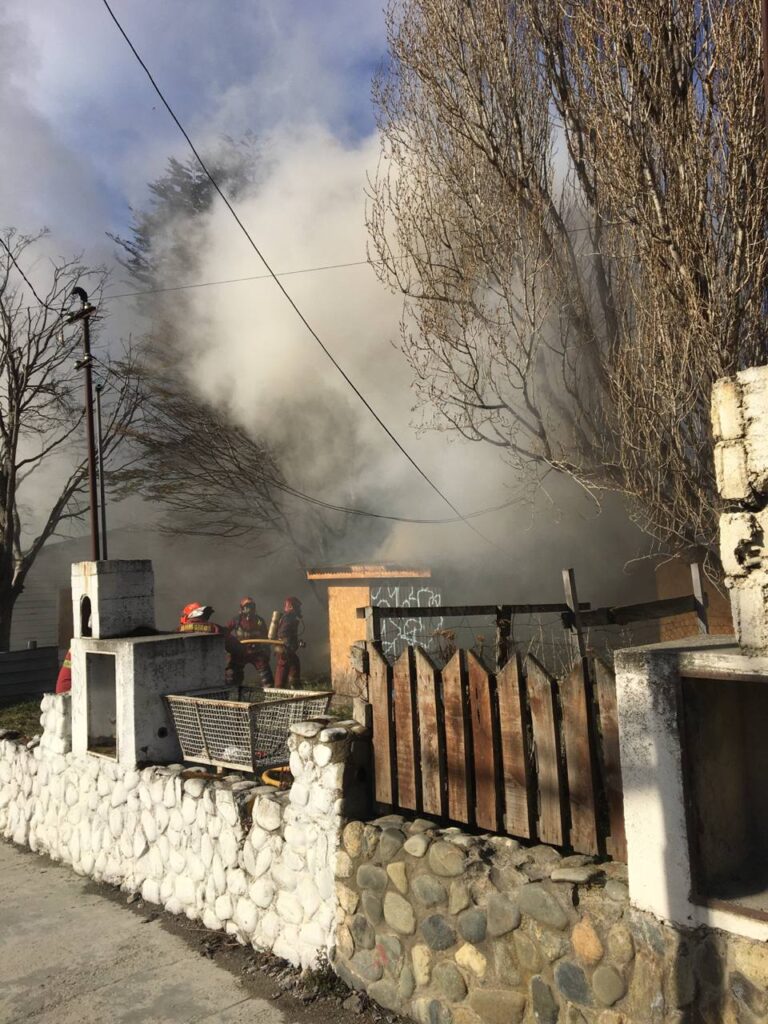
top-left (1, 0), bottom-right (387, 248)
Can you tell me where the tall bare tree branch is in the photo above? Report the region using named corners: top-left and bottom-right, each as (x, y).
top-left (368, 0), bottom-right (768, 575)
top-left (0, 229), bottom-right (142, 647)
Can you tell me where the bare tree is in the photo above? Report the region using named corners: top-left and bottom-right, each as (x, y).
top-left (115, 358), bottom-right (384, 567)
top-left (114, 145), bottom-right (383, 563)
top-left (0, 230), bottom-right (142, 648)
top-left (116, 366), bottom-right (291, 545)
top-left (368, 0), bottom-right (768, 572)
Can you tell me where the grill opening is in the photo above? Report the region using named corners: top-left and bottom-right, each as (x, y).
top-left (86, 651), bottom-right (117, 758)
top-left (80, 596), bottom-right (92, 637)
top-left (682, 675), bottom-right (768, 921)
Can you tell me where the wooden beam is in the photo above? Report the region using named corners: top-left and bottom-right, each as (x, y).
top-left (562, 569), bottom-right (588, 661)
top-left (579, 594), bottom-right (703, 627)
top-left (690, 563), bottom-right (709, 635)
top-left (356, 603), bottom-right (590, 620)
top-left (364, 606), bottom-right (382, 646)
top-left (306, 563), bottom-right (431, 580)
top-left (495, 605), bottom-right (512, 671)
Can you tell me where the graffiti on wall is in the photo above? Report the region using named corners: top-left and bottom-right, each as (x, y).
top-left (369, 585), bottom-right (443, 661)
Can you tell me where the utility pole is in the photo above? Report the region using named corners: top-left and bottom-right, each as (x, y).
top-left (95, 382), bottom-right (108, 559)
top-left (67, 287), bottom-right (100, 561)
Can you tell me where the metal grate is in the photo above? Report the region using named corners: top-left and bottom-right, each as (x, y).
top-left (164, 686), bottom-right (333, 772)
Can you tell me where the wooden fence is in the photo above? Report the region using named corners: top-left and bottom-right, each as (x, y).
top-left (0, 646), bottom-right (59, 707)
top-left (362, 643), bottom-right (626, 861)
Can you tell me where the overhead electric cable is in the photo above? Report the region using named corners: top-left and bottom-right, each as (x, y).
top-left (15, 230), bottom-right (629, 315)
top-left (107, 258), bottom-right (372, 300)
top-left (99, 0), bottom-right (512, 556)
top-left (90, 353), bottom-right (521, 526)
top-left (15, 256), bottom-right (379, 314)
top-left (270, 478), bottom-right (521, 525)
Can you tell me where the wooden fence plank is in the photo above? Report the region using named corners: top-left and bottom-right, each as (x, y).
top-left (525, 655), bottom-right (565, 847)
top-left (414, 647), bottom-right (443, 817)
top-left (393, 649), bottom-right (418, 811)
top-left (367, 644), bottom-right (394, 806)
top-left (496, 654), bottom-right (532, 838)
top-left (560, 663), bottom-right (599, 855)
top-left (594, 658), bottom-right (627, 861)
top-left (442, 651), bottom-right (471, 823)
top-left (466, 651), bottom-right (499, 831)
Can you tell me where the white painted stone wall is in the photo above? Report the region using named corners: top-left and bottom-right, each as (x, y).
top-left (615, 639), bottom-right (768, 943)
top-left (712, 364), bottom-right (768, 649)
top-left (0, 696), bottom-right (364, 969)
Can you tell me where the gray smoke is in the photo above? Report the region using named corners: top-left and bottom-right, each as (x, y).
top-left (1, 3), bottom-right (658, 671)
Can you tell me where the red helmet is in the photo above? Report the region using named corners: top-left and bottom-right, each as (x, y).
top-left (240, 597), bottom-right (256, 609)
top-left (283, 596), bottom-right (302, 614)
top-left (180, 601), bottom-right (201, 625)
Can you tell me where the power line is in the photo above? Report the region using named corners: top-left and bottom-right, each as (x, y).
top-left (106, 257), bottom-right (373, 301)
top-left (271, 478), bottom-right (521, 525)
top-left (16, 213), bottom-right (618, 313)
top-left (101, 224), bottom-right (616, 305)
top-left (13, 255), bottom-right (378, 314)
top-left (99, 0), bottom-right (510, 556)
top-left (90, 353), bottom-right (521, 527)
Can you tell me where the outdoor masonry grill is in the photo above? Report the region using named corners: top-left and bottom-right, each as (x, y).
top-left (69, 560), bottom-right (225, 767)
top-left (614, 363), bottom-right (768, 942)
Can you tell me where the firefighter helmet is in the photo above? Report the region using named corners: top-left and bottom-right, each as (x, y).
top-left (188, 604), bottom-right (214, 622)
top-left (180, 601), bottom-right (201, 625)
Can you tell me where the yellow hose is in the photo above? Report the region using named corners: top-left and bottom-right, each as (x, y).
top-left (261, 765), bottom-right (292, 788)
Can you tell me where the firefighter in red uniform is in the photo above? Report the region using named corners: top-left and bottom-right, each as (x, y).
top-left (56, 650), bottom-right (72, 694)
top-left (177, 604), bottom-right (240, 682)
top-left (177, 604), bottom-right (224, 635)
top-left (274, 596), bottom-right (304, 689)
top-left (227, 598), bottom-right (273, 687)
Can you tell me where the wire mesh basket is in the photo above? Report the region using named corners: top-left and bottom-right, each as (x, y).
top-left (164, 686), bottom-right (333, 772)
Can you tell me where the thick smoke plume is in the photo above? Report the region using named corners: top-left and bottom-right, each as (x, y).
top-left (129, 126), bottom-right (657, 631)
top-left (1, 3), bottom-right (658, 669)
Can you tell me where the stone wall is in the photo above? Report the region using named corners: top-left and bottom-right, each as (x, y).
top-left (712, 364), bottom-right (768, 650)
top-left (5, 695), bottom-right (768, 1022)
top-left (0, 695), bottom-right (365, 969)
top-left (334, 817), bottom-right (768, 1024)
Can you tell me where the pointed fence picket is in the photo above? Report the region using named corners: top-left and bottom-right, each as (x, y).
top-left (361, 643), bottom-right (627, 861)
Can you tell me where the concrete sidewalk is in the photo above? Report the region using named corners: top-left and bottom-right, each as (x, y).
top-left (0, 841), bottom-right (288, 1023)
